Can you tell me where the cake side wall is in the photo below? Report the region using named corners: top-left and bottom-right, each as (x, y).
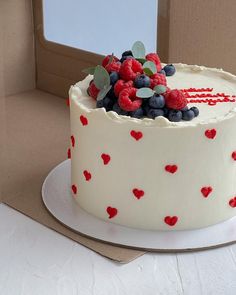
top-left (69, 96), bottom-right (236, 231)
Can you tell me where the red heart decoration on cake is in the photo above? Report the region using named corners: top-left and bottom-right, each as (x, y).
top-left (80, 115), bottom-right (88, 126)
top-left (133, 188), bottom-right (144, 200)
top-left (130, 130), bottom-right (143, 141)
top-left (231, 151), bottom-right (236, 161)
top-left (165, 165), bottom-right (178, 174)
top-left (164, 216), bottom-right (178, 226)
top-left (201, 186), bottom-right (213, 198)
top-left (107, 206), bottom-right (118, 219)
top-left (71, 135), bottom-right (75, 147)
top-left (66, 97), bottom-right (70, 107)
top-left (229, 197), bottom-right (236, 208)
top-left (67, 148), bottom-right (71, 159)
top-left (101, 153), bottom-right (111, 165)
top-left (83, 170), bottom-right (91, 181)
top-left (71, 184), bottom-right (77, 195)
top-left (205, 129), bottom-right (216, 139)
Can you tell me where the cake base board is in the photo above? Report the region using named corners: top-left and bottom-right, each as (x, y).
top-left (42, 160), bottom-right (236, 251)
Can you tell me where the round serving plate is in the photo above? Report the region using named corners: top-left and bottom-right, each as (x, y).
top-left (42, 160), bottom-right (236, 251)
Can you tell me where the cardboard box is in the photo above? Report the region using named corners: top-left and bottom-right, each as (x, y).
top-left (1, 0), bottom-right (236, 263)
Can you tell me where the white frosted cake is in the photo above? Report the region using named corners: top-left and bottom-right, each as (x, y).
top-left (68, 43), bottom-right (236, 231)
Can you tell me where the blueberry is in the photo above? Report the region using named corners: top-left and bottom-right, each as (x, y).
top-left (182, 109), bottom-right (195, 121)
top-left (120, 55), bottom-right (134, 63)
top-left (110, 72), bottom-right (119, 85)
top-left (190, 106), bottom-right (199, 117)
top-left (107, 87), bottom-right (117, 100)
top-left (142, 102), bottom-right (150, 115)
top-left (163, 64), bottom-right (176, 76)
top-left (162, 107), bottom-right (169, 116)
top-left (181, 106), bottom-right (189, 112)
top-left (147, 108), bottom-right (164, 119)
top-left (96, 99), bottom-right (104, 108)
top-left (168, 110), bottom-right (182, 122)
top-left (122, 50), bottom-right (133, 57)
top-left (148, 94), bottom-right (165, 109)
top-left (113, 103), bottom-right (128, 115)
top-left (129, 108), bottom-right (144, 119)
top-left (103, 96), bottom-right (115, 111)
top-left (134, 74), bottom-right (150, 88)
top-left (159, 69), bottom-right (166, 76)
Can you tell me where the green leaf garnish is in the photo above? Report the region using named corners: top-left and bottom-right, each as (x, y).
top-left (143, 68), bottom-right (154, 76)
top-left (132, 41), bottom-right (146, 59)
top-left (143, 61), bottom-right (157, 76)
top-left (93, 65), bottom-right (110, 90)
top-left (82, 67), bottom-right (96, 75)
top-left (136, 58), bottom-right (147, 65)
top-left (136, 87), bottom-right (154, 98)
top-left (97, 85), bottom-right (112, 101)
top-left (153, 85), bottom-right (167, 94)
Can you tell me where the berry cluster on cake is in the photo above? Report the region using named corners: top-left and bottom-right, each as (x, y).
top-left (68, 41), bottom-right (236, 231)
top-left (85, 41), bottom-right (199, 122)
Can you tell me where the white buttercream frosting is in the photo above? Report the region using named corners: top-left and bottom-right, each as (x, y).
top-left (69, 64), bottom-right (236, 231)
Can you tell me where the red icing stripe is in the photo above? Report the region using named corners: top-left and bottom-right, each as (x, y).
top-left (181, 88), bottom-right (213, 92)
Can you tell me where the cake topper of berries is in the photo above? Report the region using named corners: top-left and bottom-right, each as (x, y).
top-left (83, 41), bottom-right (199, 122)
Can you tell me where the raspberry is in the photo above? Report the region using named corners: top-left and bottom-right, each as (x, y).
top-left (114, 80), bottom-right (133, 97)
top-left (165, 89), bottom-right (188, 110)
top-left (150, 73), bottom-right (167, 89)
top-left (88, 82), bottom-right (99, 100)
top-left (119, 59), bottom-right (143, 81)
top-left (165, 86), bottom-right (171, 94)
top-left (118, 87), bottom-right (142, 111)
top-left (146, 53), bottom-right (162, 72)
top-left (105, 61), bottom-right (121, 73)
top-left (102, 55), bottom-right (119, 68)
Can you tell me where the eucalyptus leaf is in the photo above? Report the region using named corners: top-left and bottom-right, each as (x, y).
top-left (143, 61), bottom-right (157, 75)
top-left (82, 67), bottom-right (96, 75)
top-left (94, 65), bottom-right (110, 90)
top-left (143, 68), bottom-right (154, 76)
top-left (132, 41), bottom-right (146, 59)
top-left (136, 87), bottom-right (154, 99)
top-left (136, 58), bottom-right (147, 65)
top-left (154, 85), bottom-right (167, 94)
top-left (97, 85), bottom-right (112, 101)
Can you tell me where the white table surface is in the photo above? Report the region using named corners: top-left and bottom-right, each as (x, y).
top-left (1, 203), bottom-right (236, 295)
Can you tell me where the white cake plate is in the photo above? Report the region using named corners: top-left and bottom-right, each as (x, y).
top-left (42, 160), bottom-right (236, 251)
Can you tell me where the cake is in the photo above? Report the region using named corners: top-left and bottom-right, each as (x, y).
top-left (68, 41), bottom-right (236, 231)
